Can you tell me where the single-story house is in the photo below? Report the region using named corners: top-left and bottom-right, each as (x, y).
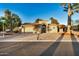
top-left (21, 20), bottom-right (66, 33)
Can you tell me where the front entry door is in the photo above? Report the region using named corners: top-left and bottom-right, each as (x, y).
top-left (41, 24), bottom-right (46, 33)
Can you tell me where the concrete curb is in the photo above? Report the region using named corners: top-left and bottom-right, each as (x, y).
top-left (0, 40), bottom-right (78, 42)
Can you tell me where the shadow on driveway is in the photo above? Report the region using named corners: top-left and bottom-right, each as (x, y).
top-left (71, 34), bottom-right (79, 56)
top-left (40, 33), bottom-right (65, 56)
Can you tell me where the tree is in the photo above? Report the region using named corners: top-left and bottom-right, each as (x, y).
top-left (0, 18), bottom-right (3, 31)
top-left (0, 17), bottom-right (7, 31)
top-left (35, 18), bottom-right (43, 23)
top-left (4, 9), bottom-right (12, 31)
top-left (12, 13), bottom-right (21, 29)
top-left (50, 17), bottom-right (59, 24)
top-left (4, 9), bottom-right (11, 17)
top-left (61, 3), bottom-right (79, 31)
top-left (0, 9), bottom-right (22, 32)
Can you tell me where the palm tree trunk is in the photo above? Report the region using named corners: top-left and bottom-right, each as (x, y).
top-left (10, 18), bottom-right (13, 32)
top-left (67, 3), bottom-right (72, 32)
top-left (68, 15), bottom-right (71, 26)
top-left (68, 3), bottom-right (71, 26)
top-left (11, 21), bottom-right (13, 32)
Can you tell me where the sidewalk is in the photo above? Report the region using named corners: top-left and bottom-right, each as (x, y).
top-left (0, 33), bottom-right (78, 42)
top-left (0, 33), bottom-right (61, 42)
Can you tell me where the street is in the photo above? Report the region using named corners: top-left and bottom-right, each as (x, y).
top-left (0, 33), bottom-right (79, 56)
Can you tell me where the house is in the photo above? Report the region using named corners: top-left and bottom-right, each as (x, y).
top-left (59, 24), bottom-right (67, 33)
top-left (48, 24), bottom-right (58, 33)
top-left (72, 25), bottom-right (79, 31)
top-left (21, 23), bottom-right (37, 33)
top-left (21, 20), bottom-right (49, 33)
top-left (21, 20), bottom-right (66, 33)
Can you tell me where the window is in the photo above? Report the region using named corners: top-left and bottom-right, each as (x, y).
top-left (53, 27), bottom-right (55, 29)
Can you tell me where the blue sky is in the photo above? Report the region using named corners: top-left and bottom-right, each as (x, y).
top-left (0, 3), bottom-right (79, 25)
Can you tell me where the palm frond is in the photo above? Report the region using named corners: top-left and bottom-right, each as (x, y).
top-left (73, 3), bottom-right (79, 7)
top-left (74, 10), bottom-right (79, 13)
top-left (74, 7), bottom-right (79, 12)
top-left (72, 3), bottom-right (79, 9)
top-left (64, 6), bottom-right (68, 9)
top-left (63, 9), bottom-right (68, 12)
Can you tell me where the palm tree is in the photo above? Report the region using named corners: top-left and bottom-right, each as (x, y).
top-left (61, 3), bottom-right (79, 32)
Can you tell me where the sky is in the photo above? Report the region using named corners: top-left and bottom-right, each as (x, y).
top-left (0, 3), bottom-right (79, 25)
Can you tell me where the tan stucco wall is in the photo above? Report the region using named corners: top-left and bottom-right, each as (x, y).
top-left (21, 25), bottom-right (35, 33)
top-left (49, 25), bottom-right (58, 33)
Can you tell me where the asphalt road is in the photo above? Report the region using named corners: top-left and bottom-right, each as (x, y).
top-left (0, 33), bottom-right (79, 56)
